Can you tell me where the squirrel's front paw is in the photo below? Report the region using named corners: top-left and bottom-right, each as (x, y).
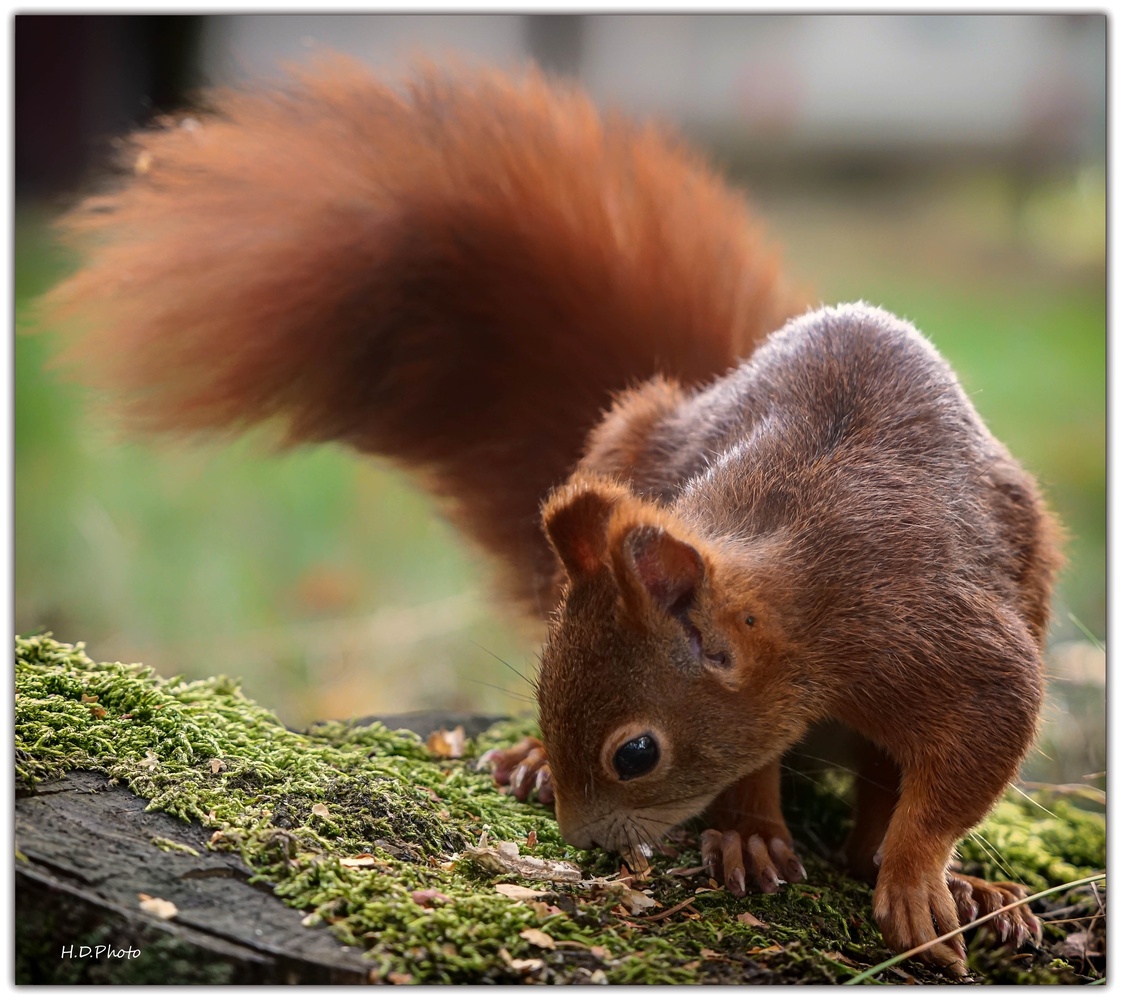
top-left (947, 874), bottom-right (1042, 949)
top-left (700, 828), bottom-right (806, 896)
top-left (873, 870), bottom-right (967, 976)
top-left (479, 737), bottom-right (554, 804)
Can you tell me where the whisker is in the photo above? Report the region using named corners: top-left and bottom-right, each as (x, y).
top-left (470, 640), bottom-right (535, 687)
top-left (1009, 782), bottom-right (1061, 820)
top-left (468, 678), bottom-right (536, 704)
top-left (964, 830), bottom-right (1025, 885)
top-left (779, 761), bottom-right (854, 805)
top-left (634, 792), bottom-right (714, 814)
top-left (791, 751), bottom-right (899, 795)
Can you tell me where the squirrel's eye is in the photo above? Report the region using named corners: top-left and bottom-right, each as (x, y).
top-left (612, 734), bottom-right (660, 781)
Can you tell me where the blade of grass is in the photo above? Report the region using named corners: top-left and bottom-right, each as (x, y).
top-left (843, 872), bottom-right (1106, 984)
top-left (1067, 612), bottom-right (1105, 653)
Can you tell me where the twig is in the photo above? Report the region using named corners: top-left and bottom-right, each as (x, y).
top-left (636, 896), bottom-right (697, 922)
top-left (843, 873), bottom-right (1107, 985)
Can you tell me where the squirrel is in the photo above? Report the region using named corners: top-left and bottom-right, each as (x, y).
top-left (39, 58), bottom-right (1063, 976)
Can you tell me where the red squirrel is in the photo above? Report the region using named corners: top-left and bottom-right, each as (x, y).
top-left (40, 58), bottom-right (1062, 976)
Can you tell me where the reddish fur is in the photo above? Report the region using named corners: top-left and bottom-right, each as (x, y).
top-left (37, 60), bottom-right (1062, 975)
top-left (40, 57), bottom-right (803, 611)
top-left (536, 304), bottom-right (1064, 974)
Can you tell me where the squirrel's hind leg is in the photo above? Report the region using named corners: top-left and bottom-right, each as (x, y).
top-left (842, 735), bottom-right (901, 883)
top-left (946, 873), bottom-right (1043, 950)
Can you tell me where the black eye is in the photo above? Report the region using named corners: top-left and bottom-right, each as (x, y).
top-left (612, 734), bottom-right (660, 781)
top-left (745, 616), bottom-right (756, 627)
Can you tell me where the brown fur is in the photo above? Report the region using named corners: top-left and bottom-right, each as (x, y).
top-left (537, 303), bottom-right (1063, 973)
top-left (38, 57), bottom-right (802, 613)
top-left (37, 60), bottom-right (1061, 974)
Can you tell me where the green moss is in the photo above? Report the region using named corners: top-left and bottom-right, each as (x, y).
top-left (961, 796), bottom-right (1106, 893)
top-left (15, 635), bottom-right (1104, 984)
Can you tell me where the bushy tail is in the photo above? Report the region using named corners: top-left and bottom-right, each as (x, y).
top-left (40, 57), bottom-right (804, 611)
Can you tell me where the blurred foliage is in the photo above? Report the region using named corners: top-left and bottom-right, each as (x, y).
top-left (15, 165), bottom-right (1104, 787)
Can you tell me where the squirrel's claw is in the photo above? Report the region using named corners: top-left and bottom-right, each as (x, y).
top-left (480, 737), bottom-right (553, 805)
top-left (873, 871), bottom-right (968, 977)
top-left (947, 874), bottom-right (1043, 950)
top-left (700, 828), bottom-right (805, 896)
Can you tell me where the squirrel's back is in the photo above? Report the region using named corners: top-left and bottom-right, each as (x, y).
top-left (583, 303), bottom-right (1063, 641)
top-left (39, 58), bottom-right (805, 612)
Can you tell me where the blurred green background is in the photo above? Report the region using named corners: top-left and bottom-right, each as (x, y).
top-left (15, 15), bottom-right (1104, 786)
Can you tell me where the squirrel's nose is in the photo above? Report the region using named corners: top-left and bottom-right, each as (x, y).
top-left (553, 797), bottom-right (594, 849)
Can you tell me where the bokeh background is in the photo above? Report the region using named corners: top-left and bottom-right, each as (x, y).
top-left (15, 14), bottom-right (1104, 786)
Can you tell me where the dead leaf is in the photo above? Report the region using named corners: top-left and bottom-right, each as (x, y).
top-left (619, 887), bottom-right (659, 915)
top-left (426, 725), bottom-right (467, 759)
top-left (209, 758), bottom-right (227, 774)
top-left (526, 830), bottom-right (538, 848)
top-left (498, 947), bottom-right (544, 974)
top-left (495, 884), bottom-right (551, 901)
top-left (81, 694), bottom-right (98, 703)
top-left (463, 841), bottom-right (582, 883)
top-left (736, 911), bottom-right (767, 928)
top-left (339, 854), bottom-right (386, 869)
top-left (619, 859), bottom-right (653, 883)
top-left (88, 705), bottom-right (107, 719)
top-left (386, 972), bottom-right (413, 985)
top-left (411, 889), bottom-right (452, 908)
top-left (520, 928), bottom-right (556, 950)
top-left (137, 895), bottom-right (178, 920)
top-left (888, 968), bottom-right (916, 983)
top-left (141, 751), bottom-right (159, 771)
top-left (700, 947), bottom-right (724, 960)
top-left (823, 951), bottom-right (856, 966)
top-left (311, 803), bottom-right (331, 818)
top-left (1054, 929), bottom-right (1103, 961)
top-left (746, 944), bottom-right (785, 957)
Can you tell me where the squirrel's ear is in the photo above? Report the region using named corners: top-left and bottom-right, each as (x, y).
top-left (619, 524), bottom-right (705, 617)
top-left (542, 478), bottom-right (629, 579)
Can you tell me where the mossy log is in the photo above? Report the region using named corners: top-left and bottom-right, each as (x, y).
top-left (15, 636), bottom-right (1105, 985)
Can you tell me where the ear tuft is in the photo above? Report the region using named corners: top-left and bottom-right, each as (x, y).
top-left (542, 478), bottom-right (629, 579)
top-left (624, 525), bottom-right (705, 617)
